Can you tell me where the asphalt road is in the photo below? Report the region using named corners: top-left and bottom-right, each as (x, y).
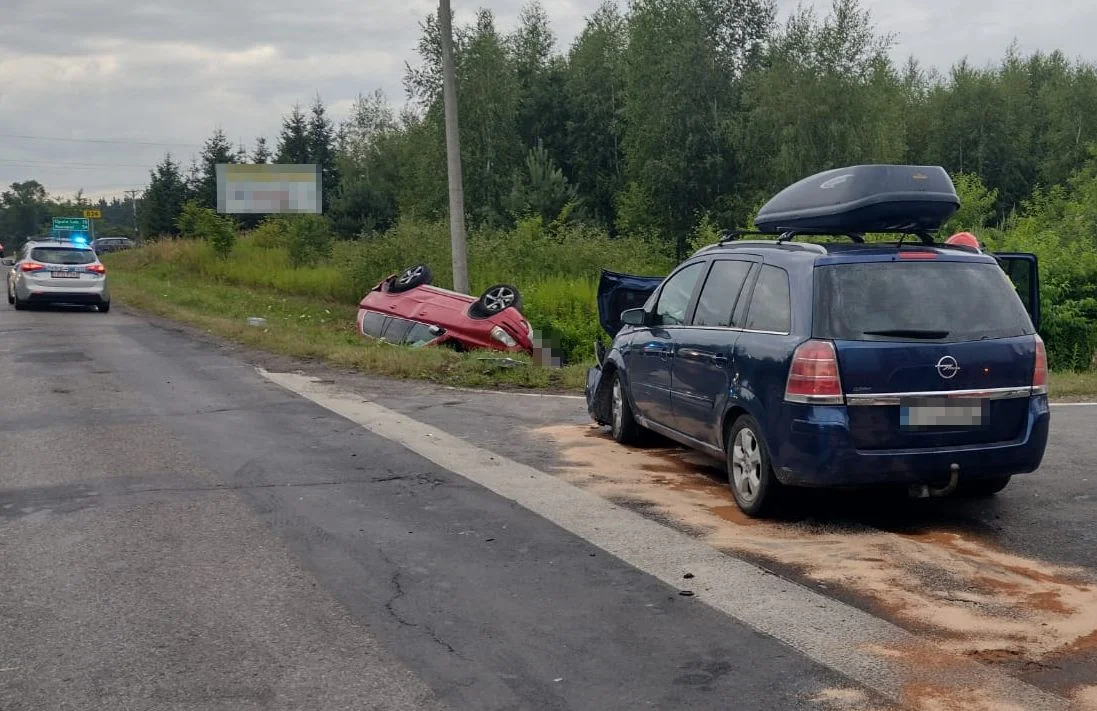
top-left (0, 305), bottom-right (883, 710)
top-left (2, 303), bottom-right (1094, 710)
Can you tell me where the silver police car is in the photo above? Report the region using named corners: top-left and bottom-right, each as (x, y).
top-left (5, 240), bottom-right (111, 312)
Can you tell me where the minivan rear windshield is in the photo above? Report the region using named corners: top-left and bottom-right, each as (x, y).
top-left (31, 248), bottom-right (96, 265)
top-left (813, 261), bottom-right (1035, 343)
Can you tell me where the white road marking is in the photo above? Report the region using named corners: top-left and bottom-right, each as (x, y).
top-left (1051, 401), bottom-right (1097, 408)
top-left (258, 368), bottom-right (1070, 711)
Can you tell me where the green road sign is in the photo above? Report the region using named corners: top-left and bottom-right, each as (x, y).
top-left (52, 217), bottom-right (91, 231)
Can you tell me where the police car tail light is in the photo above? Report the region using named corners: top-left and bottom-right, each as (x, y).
top-left (20, 261), bottom-right (45, 273)
top-left (86, 263), bottom-right (106, 275)
top-left (785, 340), bottom-right (844, 405)
top-left (1032, 335), bottom-right (1049, 395)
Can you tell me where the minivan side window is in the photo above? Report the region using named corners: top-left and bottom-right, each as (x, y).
top-left (654, 262), bottom-right (705, 326)
top-left (692, 260), bottom-right (753, 327)
top-left (745, 265), bottom-right (792, 333)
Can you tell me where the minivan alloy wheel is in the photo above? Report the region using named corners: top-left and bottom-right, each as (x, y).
top-left (731, 427), bottom-right (764, 505)
top-left (611, 378), bottom-right (625, 438)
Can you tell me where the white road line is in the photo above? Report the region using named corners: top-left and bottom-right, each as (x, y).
top-left (258, 368), bottom-right (1070, 711)
top-left (1051, 402), bottom-right (1097, 408)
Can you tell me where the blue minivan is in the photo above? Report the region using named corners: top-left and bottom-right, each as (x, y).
top-left (586, 165), bottom-right (1049, 516)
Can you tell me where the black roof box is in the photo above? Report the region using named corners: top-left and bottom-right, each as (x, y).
top-left (754, 165), bottom-right (960, 235)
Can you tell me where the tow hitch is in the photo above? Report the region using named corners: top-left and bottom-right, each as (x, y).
top-left (908, 464), bottom-right (960, 499)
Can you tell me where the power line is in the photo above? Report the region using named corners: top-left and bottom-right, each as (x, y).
top-left (0, 132), bottom-right (201, 148)
top-left (0, 159), bottom-right (154, 170)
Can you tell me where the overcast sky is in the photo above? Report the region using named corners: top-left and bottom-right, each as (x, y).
top-left (2, 0), bottom-right (1096, 200)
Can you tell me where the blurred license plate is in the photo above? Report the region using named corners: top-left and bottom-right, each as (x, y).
top-left (50, 271), bottom-right (78, 279)
top-left (900, 398), bottom-right (987, 428)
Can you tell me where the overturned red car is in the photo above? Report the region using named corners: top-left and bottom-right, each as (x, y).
top-left (357, 264), bottom-right (535, 354)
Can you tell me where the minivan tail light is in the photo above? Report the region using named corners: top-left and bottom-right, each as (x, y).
top-left (1032, 334), bottom-right (1048, 395)
top-left (20, 261), bottom-right (45, 272)
top-left (785, 340), bottom-right (844, 405)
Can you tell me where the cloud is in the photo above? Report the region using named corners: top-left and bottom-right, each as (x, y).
top-left (1, 0), bottom-right (1095, 198)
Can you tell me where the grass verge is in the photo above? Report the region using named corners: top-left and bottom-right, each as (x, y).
top-left (1046, 370), bottom-right (1097, 400)
top-left (106, 234), bottom-right (1096, 399)
top-left (109, 269), bottom-right (589, 392)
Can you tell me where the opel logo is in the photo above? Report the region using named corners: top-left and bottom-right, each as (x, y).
top-left (936, 356), bottom-right (960, 379)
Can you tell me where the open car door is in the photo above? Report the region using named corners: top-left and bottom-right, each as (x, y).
top-left (993, 252), bottom-right (1041, 331)
top-left (596, 269), bottom-right (665, 338)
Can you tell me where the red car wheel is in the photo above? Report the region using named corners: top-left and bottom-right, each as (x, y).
top-left (390, 264), bottom-right (433, 293)
top-left (472, 284), bottom-right (522, 317)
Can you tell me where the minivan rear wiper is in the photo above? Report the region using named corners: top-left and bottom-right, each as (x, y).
top-left (862, 329), bottom-right (950, 339)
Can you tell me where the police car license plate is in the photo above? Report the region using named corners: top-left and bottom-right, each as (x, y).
top-left (900, 398), bottom-right (986, 429)
top-left (50, 272), bottom-right (78, 279)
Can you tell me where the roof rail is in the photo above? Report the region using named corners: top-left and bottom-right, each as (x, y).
top-left (718, 229), bottom-right (776, 245)
top-left (775, 229), bottom-right (866, 244)
top-left (694, 239), bottom-right (826, 256)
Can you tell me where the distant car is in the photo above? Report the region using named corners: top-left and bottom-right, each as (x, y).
top-left (92, 237), bottom-right (135, 254)
top-left (6, 240), bottom-right (111, 312)
top-left (587, 165), bottom-right (1048, 517)
top-left (357, 264), bottom-right (534, 354)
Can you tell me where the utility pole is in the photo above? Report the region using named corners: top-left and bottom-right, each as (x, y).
top-left (124, 189), bottom-right (142, 238)
top-left (439, 0), bottom-right (469, 294)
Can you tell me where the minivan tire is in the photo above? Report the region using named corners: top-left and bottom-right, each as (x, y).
top-left (13, 293), bottom-right (25, 311)
top-left (609, 371), bottom-right (643, 445)
top-left (98, 301), bottom-right (111, 313)
top-left (959, 475), bottom-right (1011, 497)
top-left (726, 415), bottom-right (783, 517)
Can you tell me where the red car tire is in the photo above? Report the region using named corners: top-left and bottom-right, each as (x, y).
top-left (470, 284), bottom-right (522, 318)
top-left (390, 264), bottom-right (433, 293)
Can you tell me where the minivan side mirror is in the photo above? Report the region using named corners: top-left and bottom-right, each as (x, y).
top-left (620, 308), bottom-right (647, 327)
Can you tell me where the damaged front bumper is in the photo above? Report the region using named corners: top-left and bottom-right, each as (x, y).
top-left (586, 339), bottom-right (612, 425)
top-left (585, 364), bottom-right (608, 424)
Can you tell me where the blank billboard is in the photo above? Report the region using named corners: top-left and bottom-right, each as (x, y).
top-left (216, 164), bottom-right (321, 214)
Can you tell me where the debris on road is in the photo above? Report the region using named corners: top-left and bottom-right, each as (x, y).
top-left (538, 424), bottom-right (1097, 672)
top-left (476, 356), bottom-right (526, 370)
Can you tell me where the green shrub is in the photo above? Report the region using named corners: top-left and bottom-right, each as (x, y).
top-left (249, 217), bottom-right (290, 249)
top-left (1041, 298), bottom-right (1097, 371)
top-left (176, 201), bottom-right (236, 258)
top-left (286, 215), bottom-right (334, 267)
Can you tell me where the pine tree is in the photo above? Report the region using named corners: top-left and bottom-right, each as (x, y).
top-left (138, 154), bottom-right (188, 237)
top-left (275, 105), bottom-right (310, 164)
top-left (307, 95), bottom-right (338, 211)
top-left (252, 136), bottom-right (272, 164)
top-left (193, 128), bottom-right (237, 210)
